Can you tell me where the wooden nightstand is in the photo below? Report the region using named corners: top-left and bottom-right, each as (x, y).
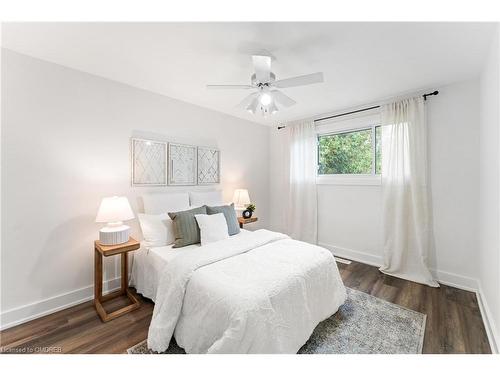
top-left (94, 238), bottom-right (140, 322)
top-left (238, 217), bottom-right (258, 228)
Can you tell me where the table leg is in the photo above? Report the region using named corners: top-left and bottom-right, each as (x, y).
top-left (121, 252), bottom-right (128, 293)
top-left (94, 249), bottom-right (140, 322)
top-left (94, 248), bottom-right (102, 302)
top-left (94, 248), bottom-right (109, 321)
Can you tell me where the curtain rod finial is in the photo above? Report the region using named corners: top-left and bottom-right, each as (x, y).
top-left (423, 90), bottom-right (439, 101)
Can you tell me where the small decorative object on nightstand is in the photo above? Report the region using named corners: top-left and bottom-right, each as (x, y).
top-left (242, 203), bottom-right (256, 219)
top-left (238, 216), bottom-right (258, 229)
top-left (94, 238), bottom-right (140, 322)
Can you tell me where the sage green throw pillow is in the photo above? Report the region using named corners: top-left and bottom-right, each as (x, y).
top-left (206, 203), bottom-right (240, 236)
top-left (168, 206), bottom-right (207, 248)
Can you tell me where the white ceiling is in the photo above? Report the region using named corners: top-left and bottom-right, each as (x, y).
top-left (2, 22), bottom-right (496, 125)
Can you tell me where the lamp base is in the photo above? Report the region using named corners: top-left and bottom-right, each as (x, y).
top-left (99, 225), bottom-right (130, 245)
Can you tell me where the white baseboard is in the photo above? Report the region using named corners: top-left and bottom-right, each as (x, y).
top-left (0, 277), bottom-right (122, 331)
top-left (476, 282), bottom-right (499, 354)
top-left (432, 269), bottom-right (479, 292)
top-left (318, 242), bottom-right (479, 292)
top-left (319, 243), bottom-right (383, 268)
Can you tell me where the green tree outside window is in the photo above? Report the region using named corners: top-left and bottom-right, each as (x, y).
top-left (318, 126), bottom-right (382, 175)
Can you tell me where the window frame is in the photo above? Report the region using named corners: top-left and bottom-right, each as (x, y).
top-left (315, 112), bottom-right (382, 186)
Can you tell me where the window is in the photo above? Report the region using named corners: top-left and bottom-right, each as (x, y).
top-left (318, 128), bottom-right (373, 174)
top-left (316, 113), bottom-right (382, 184)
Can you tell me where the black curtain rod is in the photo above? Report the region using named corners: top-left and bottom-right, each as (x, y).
top-left (277, 90), bottom-right (439, 130)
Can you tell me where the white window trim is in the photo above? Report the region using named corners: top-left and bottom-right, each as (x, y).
top-left (316, 174), bottom-right (381, 186)
top-left (316, 111), bottom-right (382, 186)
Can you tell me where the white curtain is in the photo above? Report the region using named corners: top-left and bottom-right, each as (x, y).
top-left (379, 97), bottom-right (439, 287)
top-left (284, 120), bottom-right (318, 244)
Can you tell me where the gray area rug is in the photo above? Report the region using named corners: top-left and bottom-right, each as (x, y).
top-left (127, 288), bottom-right (426, 354)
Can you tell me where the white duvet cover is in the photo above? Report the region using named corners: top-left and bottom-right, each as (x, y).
top-left (144, 229), bottom-right (346, 353)
top-left (141, 230), bottom-right (346, 353)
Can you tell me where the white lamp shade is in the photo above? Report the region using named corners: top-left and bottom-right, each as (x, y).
top-left (95, 196), bottom-right (135, 223)
top-left (232, 189), bottom-right (251, 208)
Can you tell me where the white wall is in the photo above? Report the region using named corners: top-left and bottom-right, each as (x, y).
top-left (478, 26), bottom-right (500, 353)
top-left (427, 79), bottom-right (480, 283)
top-left (270, 78), bottom-right (481, 289)
top-left (0, 49), bottom-right (270, 328)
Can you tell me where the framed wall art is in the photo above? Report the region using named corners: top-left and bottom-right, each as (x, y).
top-left (168, 143), bottom-right (197, 186)
top-left (131, 138), bottom-right (167, 186)
top-left (197, 146), bottom-right (220, 185)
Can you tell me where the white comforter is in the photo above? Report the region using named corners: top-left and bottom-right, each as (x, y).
top-left (147, 229), bottom-right (346, 353)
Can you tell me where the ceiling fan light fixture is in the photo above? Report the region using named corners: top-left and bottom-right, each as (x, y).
top-left (269, 102), bottom-right (279, 115)
top-left (259, 92), bottom-right (272, 106)
top-left (259, 99), bottom-right (279, 117)
top-left (208, 53), bottom-right (324, 117)
top-left (246, 97), bottom-right (259, 114)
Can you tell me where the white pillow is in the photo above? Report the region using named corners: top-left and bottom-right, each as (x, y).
top-left (138, 213), bottom-right (174, 247)
top-left (189, 191), bottom-right (224, 207)
top-left (194, 213), bottom-right (229, 246)
top-left (142, 193), bottom-right (190, 215)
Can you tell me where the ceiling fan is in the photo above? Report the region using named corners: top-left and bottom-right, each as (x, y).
top-left (207, 54), bottom-right (324, 116)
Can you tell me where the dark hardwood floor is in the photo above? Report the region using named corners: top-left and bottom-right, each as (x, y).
top-left (0, 260), bottom-right (491, 354)
top-left (337, 261), bottom-right (491, 354)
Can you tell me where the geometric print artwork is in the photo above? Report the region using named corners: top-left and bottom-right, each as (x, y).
top-left (132, 138), bottom-right (167, 186)
top-left (168, 143), bottom-right (197, 186)
top-left (197, 147), bottom-right (220, 185)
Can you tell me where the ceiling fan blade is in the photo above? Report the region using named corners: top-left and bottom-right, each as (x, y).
top-left (252, 55), bottom-right (272, 83)
top-left (206, 85), bottom-right (254, 89)
top-left (235, 92), bottom-right (259, 109)
top-left (273, 72), bottom-right (324, 88)
top-left (271, 90), bottom-right (296, 107)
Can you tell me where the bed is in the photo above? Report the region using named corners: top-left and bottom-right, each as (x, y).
top-left (130, 192), bottom-right (346, 354)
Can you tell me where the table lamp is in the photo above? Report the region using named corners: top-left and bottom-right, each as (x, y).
top-left (232, 189), bottom-right (251, 210)
top-left (95, 196), bottom-right (135, 245)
